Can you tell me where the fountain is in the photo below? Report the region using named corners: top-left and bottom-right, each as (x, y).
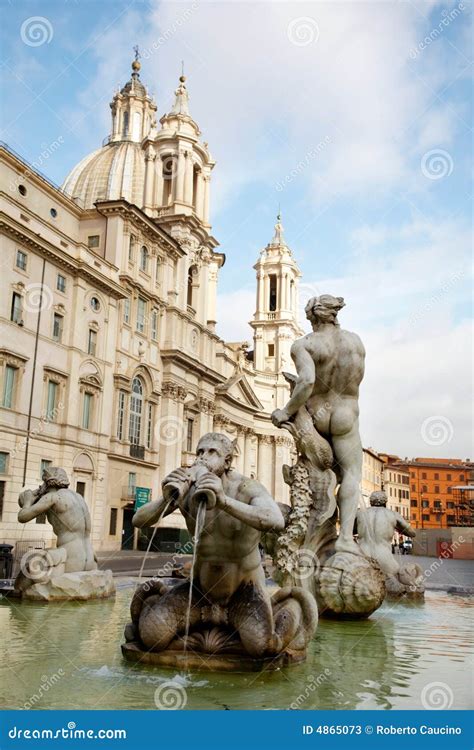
top-left (14, 467), bottom-right (114, 601)
top-left (122, 433), bottom-right (318, 671)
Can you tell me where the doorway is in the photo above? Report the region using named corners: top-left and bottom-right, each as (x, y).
top-left (121, 507), bottom-right (135, 550)
top-left (76, 481), bottom-right (86, 500)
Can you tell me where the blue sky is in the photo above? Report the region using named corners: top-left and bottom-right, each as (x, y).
top-left (1, 0), bottom-right (472, 457)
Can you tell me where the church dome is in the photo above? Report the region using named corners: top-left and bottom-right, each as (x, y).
top-left (62, 140), bottom-right (146, 209)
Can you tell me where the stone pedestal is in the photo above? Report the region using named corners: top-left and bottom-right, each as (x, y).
top-left (21, 569), bottom-right (115, 602)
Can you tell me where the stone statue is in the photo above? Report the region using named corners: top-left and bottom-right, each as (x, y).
top-left (356, 491), bottom-right (424, 597)
top-left (15, 467), bottom-right (114, 601)
top-left (123, 432), bottom-right (318, 669)
top-left (270, 295), bottom-right (385, 618)
top-left (272, 294), bottom-right (364, 555)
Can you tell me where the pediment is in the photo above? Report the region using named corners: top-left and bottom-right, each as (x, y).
top-left (216, 372), bottom-right (263, 411)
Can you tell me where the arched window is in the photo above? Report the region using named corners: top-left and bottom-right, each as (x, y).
top-left (140, 246), bottom-right (148, 272)
top-left (122, 111), bottom-right (129, 137)
top-left (129, 377), bottom-right (143, 446)
top-left (187, 265), bottom-right (198, 308)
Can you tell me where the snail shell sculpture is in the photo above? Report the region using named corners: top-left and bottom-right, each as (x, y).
top-left (315, 551), bottom-right (385, 619)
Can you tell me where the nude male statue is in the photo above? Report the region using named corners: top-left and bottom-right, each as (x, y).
top-left (271, 294), bottom-right (365, 554)
top-left (355, 491), bottom-right (416, 578)
top-left (15, 467), bottom-right (96, 592)
top-left (132, 432), bottom-right (317, 657)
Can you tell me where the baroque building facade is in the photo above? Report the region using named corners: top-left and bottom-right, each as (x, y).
top-left (0, 58), bottom-right (298, 552)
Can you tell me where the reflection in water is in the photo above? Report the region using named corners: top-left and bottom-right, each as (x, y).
top-left (0, 590), bottom-right (472, 710)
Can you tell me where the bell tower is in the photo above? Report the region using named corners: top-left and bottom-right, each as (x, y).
top-left (250, 214), bottom-right (302, 373)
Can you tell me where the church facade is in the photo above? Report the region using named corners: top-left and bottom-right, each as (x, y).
top-left (0, 57), bottom-right (301, 552)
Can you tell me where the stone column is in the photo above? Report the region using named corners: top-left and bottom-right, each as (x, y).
top-left (195, 171), bottom-right (204, 219)
top-left (257, 436), bottom-right (274, 494)
top-left (154, 155), bottom-right (164, 208)
top-left (144, 147), bottom-right (156, 210)
top-left (184, 152), bottom-right (193, 205)
top-left (203, 176), bottom-right (211, 224)
top-left (263, 274), bottom-right (270, 313)
top-left (175, 150), bottom-right (186, 203)
top-left (206, 263), bottom-right (218, 326)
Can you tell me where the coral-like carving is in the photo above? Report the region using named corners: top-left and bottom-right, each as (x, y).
top-left (315, 552), bottom-right (385, 618)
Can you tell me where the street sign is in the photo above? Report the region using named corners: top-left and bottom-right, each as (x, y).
top-left (134, 487), bottom-right (151, 511)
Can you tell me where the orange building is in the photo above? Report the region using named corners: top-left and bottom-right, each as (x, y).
top-left (393, 457), bottom-right (473, 530)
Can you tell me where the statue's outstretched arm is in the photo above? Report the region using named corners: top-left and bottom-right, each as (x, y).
top-left (18, 493), bottom-right (55, 523)
top-left (283, 341), bottom-right (316, 418)
top-left (133, 496), bottom-right (176, 528)
top-left (395, 514), bottom-right (416, 538)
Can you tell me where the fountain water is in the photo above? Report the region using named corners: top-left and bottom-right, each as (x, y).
top-left (182, 500), bottom-right (207, 667)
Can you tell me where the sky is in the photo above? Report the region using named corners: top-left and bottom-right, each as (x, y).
top-left (1, 0), bottom-right (472, 459)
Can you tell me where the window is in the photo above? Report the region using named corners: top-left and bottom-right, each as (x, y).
top-left (434, 500), bottom-right (441, 509)
top-left (16, 250), bottom-right (27, 270)
top-left (187, 266), bottom-right (197, 308)
top-left (422, 472), bottom-right (427, 479)
top-left (0, 453), bottom-right (8, 473)
top-left (50, 208), bottom-right (58, 219)
top-left (268, 344), bottom-right (275, 357)
top-left (0, 481), bottom-right (4, 520)
top-left (269, 274), bottom-right (277, 311)
top-left (422, 500), bottom-right (429, 508)
top-left (186, 418), bottom-right (194, 453)
top-left (155, 258), bottom-right (160, 284)
top-left (146, 403), bottom-right (153, 450)
top-left (422, 484), bottom-right (427, 493)
top-left (88, 329), bottom-right (97, 356)
top-left (434, 485), bottom-right (440, 493)
top-left (90, 296), bottom-right (101, 312)
top-left (129, 235), bottom-right (135, 262)
top-left (109, 508), bottom-right (118, 536)
top-left (87, 235), bottom-right (100, 249)
top-left (411, 471), bottom-right (415, 478)
top-left (122, 111), bottom-right (129, 137)
top-left (123, 298), bottom-right (130, 324)
top-left (11, 292), bottom-right (22, 323)
top-left (411, 500), bottom-right (418, 507)
top-left (447, 473), bottom-right (452, 481)
top-left (140, 246), bottom-right (149, 273)
top-left (422, 514), bottom-right (430, 521)
top-left (434, 473), bottom-right (439, 480)
top-left (2, 366), bottom-right (16, 408)
top-left (136, 298), bottom-right (146, 333)
top-left (460, 474), bottom-right (465, 481)
top-left (447, 502), bottom-right (454, 509)
top-left (411, 483), bottom-right (416, 492)
top-left (57, 274), bottom-right (66, 293)
top-left (117, 391), bottom-right (126, 440)
top-left (151, 309), bottom-right (158, 341)
top-left (128, 377), bottom-right (143, 446)
top-left (128, 472), bottom-right (136, 494)
top-left (53, 313), bottom-right (63, 342)
top-left (36, 459), bottom-right (52, 524)
top-left (46, 380), bottom-right (58, 420)
top-left (447, 486), bottom-right (452, 494)
top-left (18, 184), bottom-right (27, 196)
top-left (447, 514), bottom-right (455, 523)
top-left (76, 481), bottom-right (86, 499)
top-left (82, 392), bottom-right (93, 429)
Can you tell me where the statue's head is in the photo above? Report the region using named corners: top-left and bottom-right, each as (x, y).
top-left (305, 295), bottom-right (345, 326)
top-left (195, 433), bottom-right (237, 477)
top-left (369, 490), bottom-right (388, 507)
top-left (42, 466), bottom-right (70, 488)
